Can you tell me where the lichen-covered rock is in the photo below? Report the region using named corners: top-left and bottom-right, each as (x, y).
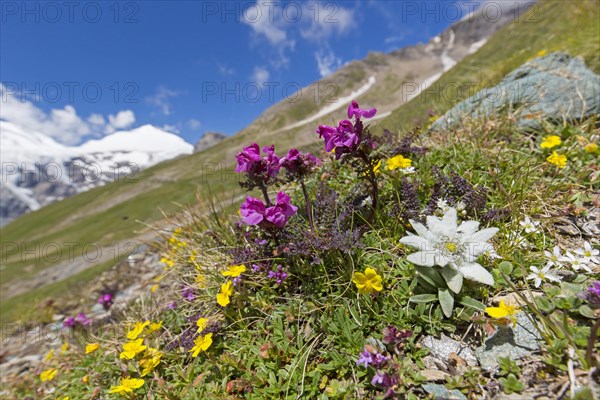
top-left (431, 52), bottom-right (600, 131)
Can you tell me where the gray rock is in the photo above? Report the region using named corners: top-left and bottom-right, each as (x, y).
top-left (432, 52), bottom-right (600, 131)
top-left (476, 313), bottom-right (541, 371)
top-left (422, 383), bottom-right (467, 400)
top-left (421, 333), bottom-right (478, 367)
top-left (194, 132), bottom-right (227, 153)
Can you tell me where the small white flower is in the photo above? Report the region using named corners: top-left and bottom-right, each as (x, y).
top-left (519, 216), bottom-right (541, 234)
top-left (574, 241), bottom-right (599, 265)
top-left (400, 166), bottom-right (416, 175)
top-left (508, 231), bottom-right (529, 249)
top-left (400, 207), bottom-right (498, 292)
top-left (436, 199), bottom-right (449, 212)
top-left (526, 264), bottom-right (561, 288)
top-left (544, 245), bottom-right (569, 267)
top-left (564, 251), bottom-right (593, 273)
top-left (456, 201), bottom-right (467, 215)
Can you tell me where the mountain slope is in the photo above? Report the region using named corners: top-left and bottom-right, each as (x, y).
top-left (381, 0), bottom-right (600, 129)
top-left (0, 122), bottom-right (193, 225)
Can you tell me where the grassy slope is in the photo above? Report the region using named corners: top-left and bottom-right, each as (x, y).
top-left (381, 0), bottom-right (600, 130)
top-left (1, 0), bottom-right (598, 322)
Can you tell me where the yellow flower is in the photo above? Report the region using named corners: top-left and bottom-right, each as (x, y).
top-left (373, 160), bottom-right (382, 175)
top-left (44, 349), bottom-right (54, 361)
top-left (546, 151), bottom-right (567, 168)
top-left (40, 368), bottom-right (57, 382)
top-left (540, 135), bottom-right (561, 149)
top-left (60, 342), bottom-right (69, 354)
top-left (139, 348), bottom-right (163, 377)
top-left (151, 284), bottom-right (159, 293)
top-left (127, 320), bottom-right (150, 340)
top-left (386, 155), bottom-right (412, 170)
top-left (82, 375), bottom-right (89, 384)
top-left (352, 267), bottom-right (383, 294)
top-left (196, 317), bottom-right (209, 333)
top-left (217, 281), bottom-right (234, 307)
top-left (196, 274), bottom-right (206, 288)
top-left (537, 49), bottom-right (548, 57)
top-left (119, 338), bottom-right (147, 360)
top-left (189, 333), bottom-right (213, 357)
top-left (108, 377), bottom-right (145, 394)
top-left (160, 256), bottom-right (175, 268)
top-left (222, 264), bottom-right (246, 277)
top-left (486, 300), bottom-right (520, 322)
top-left (147, 321), bottom-right (162, 333)
top-left (85, 343), bottom-right (100, 354)
top-left (139, 356), bottom-right (161, 377)
top-left (585, 142), bottom-right (598, 153)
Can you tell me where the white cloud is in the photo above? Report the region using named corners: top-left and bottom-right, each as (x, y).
top-left (187, 119), bottom-right (201, 130)
top-left (217, 62), bottom-right (235, 76)
top-left (242, 1), bottom-right (354, 69)
top-left (300, 2), bottom-right (354, 42)
top-left (315, 48), bottom-right (342, 77)
top-left (0, 83), bottom-right (137, 145)
top-left (160, 124), bottom-right (181, 134)
top-left (145, 86), bottom-right (181, 116)
top-left (107, 110), bottom-right (135, 131)
top-left (251, 66), bottom-right (271, 86)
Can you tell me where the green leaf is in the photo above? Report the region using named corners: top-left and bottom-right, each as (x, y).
top-left (414, 265), bottom-right (446, 288)
top-left (409, 294), bottom-right (438, 303)
top-left (458, 296), bottom-right (487, 312)
top-left (441, 266), bottom-right (463, 294)
top-left (579, 304), bottom-right (596, 319)
top-left (498, 261), bottom-right (514, 275)
top-left (438, 289), bottom-right (454, 318)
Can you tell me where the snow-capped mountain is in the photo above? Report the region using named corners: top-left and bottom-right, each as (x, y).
top-left (0, 121), bottom-right (193, 225)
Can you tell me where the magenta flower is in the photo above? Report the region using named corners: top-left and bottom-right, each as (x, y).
top-left (63, 316), bottom-right (75, 328)
top-left (347, 100), bottom-right (377, 120)
top-left (316, 120), bottom-right (359, 158)
top-left (239, 192), bottom-right (297, 229)
top-left (75, 313), bottom-right (92, 326)
top-left (240, 196), bottom-right (267, 226)
top-left (235, 143), bottom-right (280, 181)
top-left (98, 293), bottom-right (113, 310)
top-left (280, 148), bottom-right (320, 176)
top-left (265, 192), bottom-right (298, 228)
top-left (235, 143), bottom-right (261, 173)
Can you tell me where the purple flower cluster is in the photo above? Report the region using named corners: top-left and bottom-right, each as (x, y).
top-left (235, 143), bottom-right (281, 184)
top-left (63, 312), bottom-right (92, 328)
top-left (583, 281), bottom-right (600, 308)
top-left (98, 293), bottom-right (113, 310)
top-left (371, 371), bottom-right (398, 398)
top-left (240, 192), bottom-right (298, 229)
top-left (356, 347), bottom-right (389, 369)
top-left (316, 100), bottom-right (377, 159)
top-left (267, 265), bottom-right (288, 285)
top-left (181, 286), bottom-right (196, 302)
top-left (382, 325), bottom-right (412, 349)
top-left (279, 148), bottom-right (320, 179)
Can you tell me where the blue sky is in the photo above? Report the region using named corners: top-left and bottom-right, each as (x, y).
top-left (0, 0), bottom-right (478, 145)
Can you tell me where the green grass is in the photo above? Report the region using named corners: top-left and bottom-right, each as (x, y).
top-left (381, 0), bottom-right (600, 130)
top-left (0, 258), bottom-right (118, 323)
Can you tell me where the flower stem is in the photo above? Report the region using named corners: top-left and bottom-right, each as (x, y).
top-left (586, 317), bottom-right (600, 368)
top-left (259, 183), bottom-right (272, 207)
top-left (300, 179), bottom-right (314, 231)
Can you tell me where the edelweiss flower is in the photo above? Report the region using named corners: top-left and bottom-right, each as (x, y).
top-left (519, 216), bottom-right (541, 234)
top-left (574, 241), bottom-right (599, 265)
top-left (526, 264), bottom-right (560, 288)
top-left (400, 207), bottom-right (498, 291)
